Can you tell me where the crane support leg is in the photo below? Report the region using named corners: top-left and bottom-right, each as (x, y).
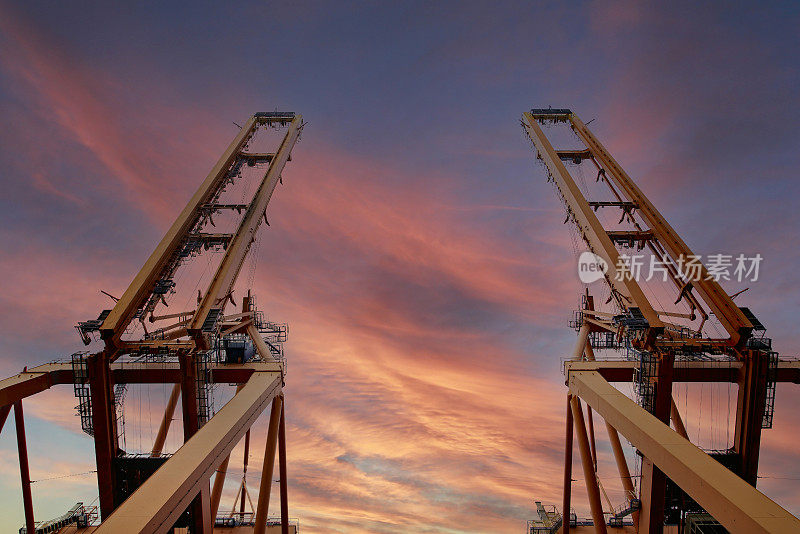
top-left (88, 351), bottom-right (118, 519)
top-left (605, 422), bottom-right (638, 530)
top-left (211, 383), bottom-right (247, 521)
top-left (571, 396), bottom-right (607, 533)
top-left (587, 408), bottom-right (598, 472)
top-left (584, 305), bottom-right (639, 530)
top-left (241, 428), bottom-right (251, 516)
top-left (192, 482), bottom-right (212, 534)
top-left (573, 324), bottom-right (590, 362)
top-left (568, 370), bottom-right (800, 533)
top-left (735, 349), bottom-right (769, 485)
top-left (14, 401), bottom-right (35, 534)
top-left (180, 351), bottom-right (200, 439)
top-left (638, 352), bottom-right (673, 534)
top-left (563, 394), bottom-right (573, 534)
top-left (254, 395), bottom-right (283, 534)
top-left (670, 397), bottom-right (688, 439)
top-left (279, 400), bottom-right (289, 534)
top-left (178, 350), bottom-right (211, 533)
top-left (152, 383), bottom-right (181, 456)
top-left (210, 454), bottom-right (229, 521)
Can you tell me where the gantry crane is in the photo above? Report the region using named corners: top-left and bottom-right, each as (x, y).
top-left (0, 111), bottom-right (303, 533)
top-left (522, 108), bottom-right (800, 534)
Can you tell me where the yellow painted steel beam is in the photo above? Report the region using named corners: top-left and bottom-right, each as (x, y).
top-left (151, 383), bottom-right (181, 457)
top-left (95, 370), bottom-right (282, 533)
top-left (567, 113), bottom-right (753, 346)
top-left (210, 455), bottom-right (230, 521)
top-left (605, 420), bottom-right (638, 529)
top-left (248, 325), bottom-right (275, 361)
top-left (570, 396), bottom-right (607, 534)
top-left (189, 115), bottom-right (303, 338)
top-left (247, 324), bottom-right (286, 383)
top-left (670, 397), bottom-right (689, 439)
top-left (100, 115), bottom-right (263, 344)
top-left (568, 370), bottom-right (800, 533)
top-left (522, 112), bottom-right (664, 344)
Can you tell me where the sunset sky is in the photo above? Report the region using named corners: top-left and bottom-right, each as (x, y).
top-left (1, 1), bottom-right (800, 532)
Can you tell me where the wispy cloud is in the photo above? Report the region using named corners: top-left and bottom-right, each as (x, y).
top-left (1, 1), bottom-right (799, 531)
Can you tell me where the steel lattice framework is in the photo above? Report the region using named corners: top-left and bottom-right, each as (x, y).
top-left (522, 108), bottom-right (800, 534)
top-left (0, 112), bottom-right (303, 533)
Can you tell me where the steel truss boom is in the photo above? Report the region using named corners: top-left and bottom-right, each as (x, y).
top-left (100, 112), bottom-right (301, 350)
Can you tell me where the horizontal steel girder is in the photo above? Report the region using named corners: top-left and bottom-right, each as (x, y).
top-left (568, 370), bottom-right (800, 533)
top-left (0, 361), bottom-right (282, 406)
top-left (564, 359), bottom-right (800, 384)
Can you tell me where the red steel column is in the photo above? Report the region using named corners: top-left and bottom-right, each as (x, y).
top-left (14, 401), bottom-right (35, 534)
top-left (735, 349), bottom-right (769, 486)
top-left (179, 350), bottom-right (212, 534)
top-left (279, 399), bottom-right (289, 534)
top-left (639, 352), bottom-right (674, 534)
top-left (0, 404), bottom-right (11, 434)
top-left (88, 351), bottom-right (118, 518)
top-left (563, 394), bottom-right (573, 534)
